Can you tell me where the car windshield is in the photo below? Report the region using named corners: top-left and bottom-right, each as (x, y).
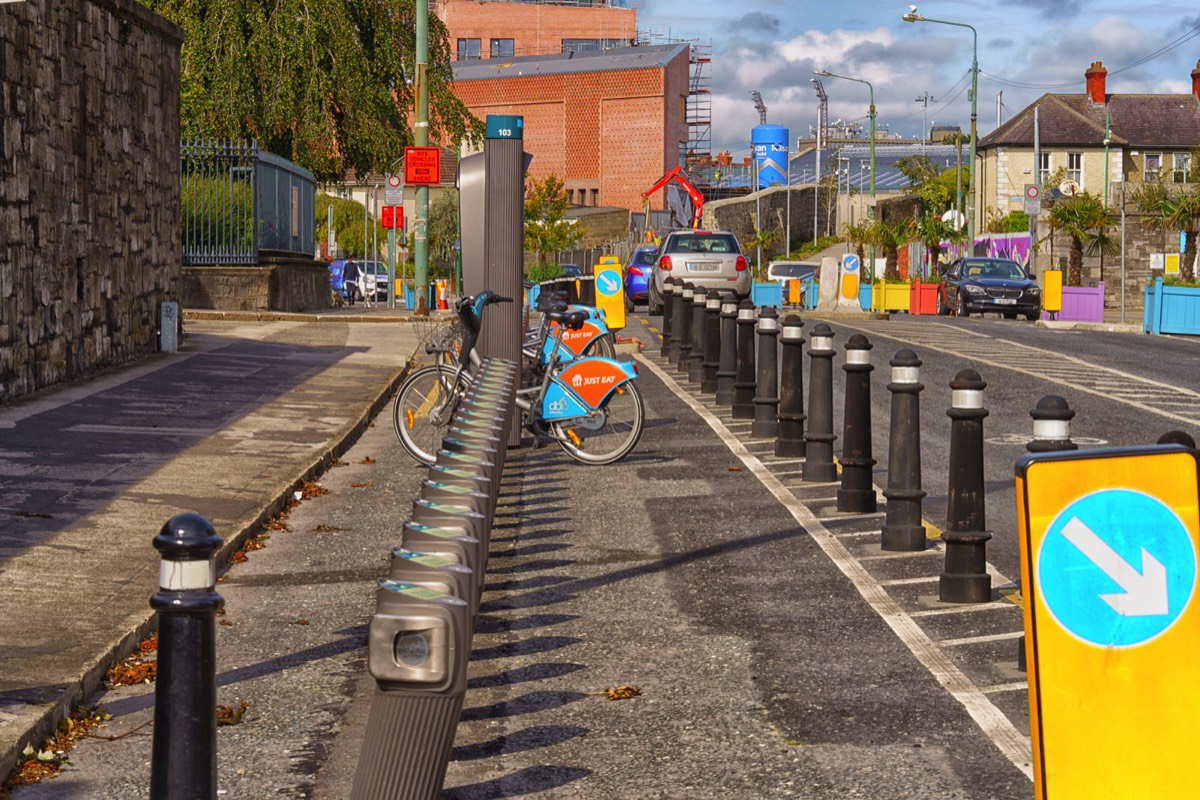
top-left (963, 260), bottom-right (1025, 280)
top-left (633, 250), bottom-right (658, 266)
top-left (671, 234), bottom-right (738, 254)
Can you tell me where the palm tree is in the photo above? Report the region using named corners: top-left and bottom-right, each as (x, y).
top-left (1132, 181), bottom-right (1200, 283)
top-left (866, 219), bottom-right (914, 281)
top-left (743, 225), bottom-right (784, 279)
top-left (1045, 191), bottom-right (1110, 286)
top-left (842, 222), bottom-right (870, 275)
top-left (912, 213), bottom-right (967, 278)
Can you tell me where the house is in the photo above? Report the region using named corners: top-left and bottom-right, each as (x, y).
top-left (976, 60), bottom-right (1200, 218)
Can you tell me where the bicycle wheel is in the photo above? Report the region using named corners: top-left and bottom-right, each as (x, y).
top-left (552, 379), bottom-right (645, 465)
top-left (582, 332), bottom-right (617, 359)
top-left (393, 364), bottom-right (464, 465)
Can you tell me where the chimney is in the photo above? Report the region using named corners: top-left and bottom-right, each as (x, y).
top-left (1193, 60), bottom-right (1200, 100)
top-left (1085, 60), bottom-right (1107, 104)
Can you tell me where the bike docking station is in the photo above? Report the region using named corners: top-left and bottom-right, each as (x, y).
top-left (354, 352), bottom-right (518, 798)
top-left (1015, 443), bottom-right (1200, 799)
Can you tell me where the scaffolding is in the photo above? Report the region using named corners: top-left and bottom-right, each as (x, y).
top-left (637, 31), bottom-right (712, 166)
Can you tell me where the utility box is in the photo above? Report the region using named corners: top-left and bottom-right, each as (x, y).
top-left (1042, 269), bottom-right (1063, 315)
top-left (159, 301), bottom-right (179, 353)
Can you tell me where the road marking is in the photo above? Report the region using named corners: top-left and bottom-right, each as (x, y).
top-left (941, 630), bottom-right (1026, 647)
top-left (637, 352), bottom-right (1034, 778)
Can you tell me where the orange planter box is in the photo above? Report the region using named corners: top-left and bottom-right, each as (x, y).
top-left (909, 281), bottom-right (940, 315)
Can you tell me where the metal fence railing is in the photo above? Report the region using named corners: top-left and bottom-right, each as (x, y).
top-left (181, 139), bottom-right (315, 265)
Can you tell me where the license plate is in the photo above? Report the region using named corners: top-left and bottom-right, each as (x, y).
top-left (994, 297), bottom-right (1016, 305)
top-left (688, 262), bottom-right (720, 272)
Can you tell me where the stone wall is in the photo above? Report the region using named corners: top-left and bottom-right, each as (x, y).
top-left (0, 0), bottom-right (183, 403)
top-left (703, 186), bottom-right (826, 257)
top-left (181, 259), bottom-right (332, 312)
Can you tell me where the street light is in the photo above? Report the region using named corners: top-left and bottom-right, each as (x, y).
top-left (903, 5), bottom-right (978, 247)
top-left (815, 69), bottom-right (875, 272)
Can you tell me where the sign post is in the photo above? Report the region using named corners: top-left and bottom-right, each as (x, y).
top-left (1016, 445), bottom-right (1200, 799)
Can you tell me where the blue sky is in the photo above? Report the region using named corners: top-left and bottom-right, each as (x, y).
top-left (633, 0), bottom-right (1200, 156)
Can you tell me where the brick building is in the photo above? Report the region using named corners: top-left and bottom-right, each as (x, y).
top-left (435, 0), bottom-right (637, 60)
top-left (451, 43), bottom-right (692, 214)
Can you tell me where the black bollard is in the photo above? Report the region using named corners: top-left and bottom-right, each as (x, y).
top-left (836, 334), bottom-right (877, 512)
top-left (881, 350), bottom-right (927, 551)
top-left (1159, 429), bottom-right (1197, 449)
top-left (803, 323), bottom-right (838, 482)
top-left (715, 293), bottom-right (739, 406)
top-left (751, 306), bottom-right (780, 439)
top-left (688, 286), bottom-right (708, 383)
top-left (940, 369), bottom-right (992, 604)
top-left (1017, 394), bottom-right (1077, 671)
top-left (150, 513), bottom-right (225, 800)
top-left (701, 290), bottom-right (722, 393)
top-left (659, 277), bottom-right (677, 358)
top-left (775, 315), bottom-right (806, 457)
top-left (675, 283), bottom-right (695, 373)
top-left (732, 299), bottom-right (758, 419)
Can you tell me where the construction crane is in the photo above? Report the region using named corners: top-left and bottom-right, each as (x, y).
top-left (750, 90), bottom-right (767, 125)
top-left (642, 166), bottom-right (705, 230)
top-left (811, 78), bottom-right (828, 148)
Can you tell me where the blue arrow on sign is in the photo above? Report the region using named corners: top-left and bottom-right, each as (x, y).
top-left (1037, 489), bottom-right (1197, 648)
top-left (842, 254), bottom-right (860, 274)
top-left (597, 272), bottom-right (621, 296)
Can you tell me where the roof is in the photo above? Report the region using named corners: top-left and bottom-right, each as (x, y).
top-left (979, 92), bottom-right (1200, 150)
top-left (451, 43), bottom-right (689, 81)
top-left (741, 143), bottom-right (968, 193)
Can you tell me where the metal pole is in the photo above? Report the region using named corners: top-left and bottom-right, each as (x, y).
top-left (786, 155), bottom-right (792, 255)
top-left (1121, 176), bottom-right (1127, 324)
top-left (813, 128), bottom-right (821, 246)
top-left (414, 0), bottom-right (431, 315)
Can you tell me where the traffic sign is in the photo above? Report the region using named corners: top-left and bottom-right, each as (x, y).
top-left (596, 271), bottom-right (621, 296)
top-left (841, 254), bottom-right (860, 273)
top-left (1024, 183), bottom-right (1042, 215)
top-left (381, 206), bottom-right (402, 230)
top-left (1016, 446), bottom-right (1200, 799)
top-left (404, 146), bottom-right (442, 185)
top-left (385, 174), bottom-right (403, 205)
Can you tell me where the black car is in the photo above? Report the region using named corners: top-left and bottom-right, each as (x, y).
top-left (937, 257), bottom-right (1041, 320)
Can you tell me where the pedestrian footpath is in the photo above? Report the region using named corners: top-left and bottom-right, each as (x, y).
top-left (0, 309), bottom-right (427, 783)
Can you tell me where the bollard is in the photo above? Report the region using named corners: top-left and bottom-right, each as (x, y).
top-left (1018, 394), bottom-right (1077, 670)
top-left (150, 513), bottom-right (224, 800)
top-left (668, 281), bottom-right (690, 365)
top-left (803, 323), bottom-right (838, 482)
top-left (731, 299), bottom-right (758, 419)
top-left (660, 278), bottom-right (677, 358)
top-left (675, 283), bottom-right (696, 372)
top-left (715, 293), bottom-right (739, 406)
top-left (1158, 430), bottom-right (1197, 449)
top-left (687, 286), bottom-right (708, 382)
top-left (700, 290), bottom-right (723, 393)
top-left (775, 314), bottom-right (806, 457)
top-left (751, 306), bottom-right (780, 439)
top-left (940, 369), bottom-right (992, 604)
top-left (836, 334), bottom-right (877, 512)
top-left (881, 350), bottom-right (927, 551)
top-left (350, 580), bottom-right (471, 800)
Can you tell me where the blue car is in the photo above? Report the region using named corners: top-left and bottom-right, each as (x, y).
top-left (623, 246), bottom-right (659, 309)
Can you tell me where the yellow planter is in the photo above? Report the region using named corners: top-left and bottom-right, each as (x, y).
top-left (872, 280), bottom-right (911, 313)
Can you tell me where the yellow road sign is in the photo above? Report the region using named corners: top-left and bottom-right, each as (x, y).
top-left (1016, 445), bottom-right (1200, 799)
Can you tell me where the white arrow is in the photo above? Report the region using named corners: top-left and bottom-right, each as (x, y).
top-left (599, 274), bottom-right (619, 292)
top-left (1060, 516), bottom-right (1169, 617)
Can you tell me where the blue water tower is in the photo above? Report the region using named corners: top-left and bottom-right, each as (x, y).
top-left (751, 124), bottom-right (789, 189)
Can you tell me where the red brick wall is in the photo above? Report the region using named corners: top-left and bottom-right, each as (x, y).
top-left (438, 0), bottom-right (637, 58)
top-left (453, 48), bottom-right (691, 213)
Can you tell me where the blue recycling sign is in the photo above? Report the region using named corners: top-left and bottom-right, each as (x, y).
top-left (1036, 488), bottom-right (1197, 648)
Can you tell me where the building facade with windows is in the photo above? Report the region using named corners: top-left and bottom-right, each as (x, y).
top-left (976, 60), bottom-right (1200, 218)
top-left (435, 0), bottom-right (637, 61)
top-left (450, 43), bottom-right (691, 214)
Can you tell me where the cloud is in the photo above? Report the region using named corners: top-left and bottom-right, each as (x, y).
top-left (1010, 0), bottom-right (1081, 19)
top-left (732, 12), bottom-right (781, 35)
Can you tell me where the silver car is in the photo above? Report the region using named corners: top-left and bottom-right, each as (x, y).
top-left (647, 230), bottom-right (751, 314)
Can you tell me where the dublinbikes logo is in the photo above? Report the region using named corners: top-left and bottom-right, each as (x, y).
top-left (548, 397), bottom-right (568, 414)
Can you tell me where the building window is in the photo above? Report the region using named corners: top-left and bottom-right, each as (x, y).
top-left (1067, 152), bottom-right (1083, 186)
top-left (591, 188), bottom-right (599, 206)
top-left (490, 38), bottom-right (514, 58)
top-left (1038, 152), bottom-right (1051, 186)
top-left (457, 38), bottom-right (481, 61)
top-left (561, 38), bottom-right (623, 55)
top-left (1145, 152), bottom-right (1162, 182)
top-left (1173, 152), bottom-right (1192, 183)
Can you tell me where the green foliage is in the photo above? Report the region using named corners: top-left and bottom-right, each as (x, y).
top-left (1045, 191), bottom-right (1112, 286)
top-left (985, 210), bottom-right (1030, 233)
top-left (864, 219), bottom-right (914, 281)
top-left (524, 174), bottom-right (584, 269)
top-left (315, 193), bottom-right (383, 258)
top-left (428, 192), bottom-right (459, 268)
top-left (912, 213), bottom-right (966, 272)
top-left (743, 225), bottom-right (785, 275)
top-left (145, 0), bottom-right (484, 182)
top-left (787, 235), bottom-right (841, 260)
top-left (183, 174), bottom-right (255, 249)
top-left (1131, 180), bottom-right (1200, 283)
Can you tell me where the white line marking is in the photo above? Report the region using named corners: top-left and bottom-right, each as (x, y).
top-left (910, 603), bottom-right (1018, 618)
top-left (941, 630), bottom-right (1026, 647)
top-left (879, 575), bottom-right (940, 586)
top-left (636, 353), bottom-right (1034, 779)
top-left (981, 682), bottom-right (1030, 695)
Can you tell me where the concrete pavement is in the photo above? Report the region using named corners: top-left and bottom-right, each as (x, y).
top-left (0, 307), bottom-right (433, 782)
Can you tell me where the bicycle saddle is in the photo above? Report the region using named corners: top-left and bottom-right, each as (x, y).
top-left (547, 309), bottom-right (588, 330)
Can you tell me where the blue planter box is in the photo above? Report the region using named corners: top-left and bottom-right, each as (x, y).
top-left (751, 281), bottom-right (782, 308)
top-left (1144, 277), bottom-right (1200, 335)
top-left (859, 283), bottom-right (872, 310)
top-left (803, 278), bottom-right (819, 310)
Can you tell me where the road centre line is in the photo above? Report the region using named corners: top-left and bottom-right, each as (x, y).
top-left (637, 352), bottom-right (1034, 778)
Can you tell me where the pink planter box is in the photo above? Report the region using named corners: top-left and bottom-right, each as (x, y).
top-left (1042, 282), bottom-right (1105, 322)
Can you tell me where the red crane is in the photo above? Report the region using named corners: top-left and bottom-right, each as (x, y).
top-left (642, 166), bottom-right (704, 230)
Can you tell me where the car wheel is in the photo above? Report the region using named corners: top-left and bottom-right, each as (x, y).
top-left (935, 290), bottom-right (949, 316)
top-left (647, 281), bottom-right (663, 315)
top-left (957, 293), bottom-right (970, 318)
top-left (625, 292), bottom-right (635, 313)
top-left (1024, 311), bottom-right (1040, 321)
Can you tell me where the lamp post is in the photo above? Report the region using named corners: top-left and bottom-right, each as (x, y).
top-left (904, 6), bottom-right (978, 249)
top-left (815, 69), bottom-right (875, 274)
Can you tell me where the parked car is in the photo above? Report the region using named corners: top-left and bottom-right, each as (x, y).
top-left (329, 259), bottom-right (390, 303)
top-left (623, 246), bottom-right (659, 309)
top-left (559, 263), bottom-right (584, 278)
top-left (647, 230), bottom-right (750, 314)
top-left (937, 257), bottom-right (1041, 320)
top-left (766, 260), bottom-right (820, 284)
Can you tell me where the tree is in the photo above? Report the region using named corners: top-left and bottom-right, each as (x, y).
top-left (842, 222), bottom-right (870, 270)
top-left (865, 219), bottom-right (914, 281)
top-left (427, 192), bottom-right (459, 273)
top-left (315, 193), bottom-right (382, 258)
top-left (912, 213), bottom-right (967, 275)
top-left (743, 225), bottom-right (784, 277)
top-left (524, 175), bottom-right (584, 270)
top-left (1131, 180), bottom-right (1200, 283)
top-left (1045, 191), bottom-right (1113, 286)
top-left (145, 0), bottom-right (483, 182)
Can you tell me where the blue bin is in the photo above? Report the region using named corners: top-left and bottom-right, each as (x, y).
top-left (751, 281), bottom-right (783, 308)
top-left (803, 278), bottom-right (818, 310)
